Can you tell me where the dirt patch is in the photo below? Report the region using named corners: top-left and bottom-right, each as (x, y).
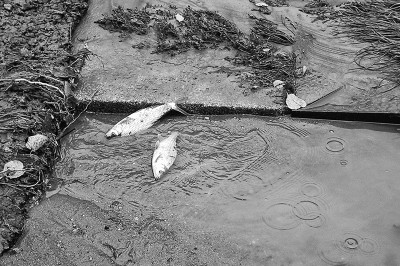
top-left (0, 0), bottom-right (88, 254)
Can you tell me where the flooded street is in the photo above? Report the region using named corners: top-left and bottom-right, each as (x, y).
top-left (52, 113), bottom-right (400, 265)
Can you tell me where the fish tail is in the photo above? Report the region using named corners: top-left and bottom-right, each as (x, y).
top-left (170, 103), bottom-right (192, 116)
top-left (170, 131), bottom-right (179, 138)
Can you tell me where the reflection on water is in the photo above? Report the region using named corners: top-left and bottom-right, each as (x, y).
top-left (56, 113), bottom-right (400, 265)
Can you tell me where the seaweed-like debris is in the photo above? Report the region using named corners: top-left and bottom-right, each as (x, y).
top-left (333, 0), bottom-right (400, 87)
top-left (181, 7), bottom-right (244, 48)
top-left (229, 49), bottom-right (296, 91)
top-left (299, 0), bottom-right (334, 22)
top-left (249, 15), bottom-right (295, 45)
top-left (153, 6), bottom-right (248, 54)
top-left (96, 4), bottom-right (297, 91)
top-left (95, 5), bottom-right (152, 36)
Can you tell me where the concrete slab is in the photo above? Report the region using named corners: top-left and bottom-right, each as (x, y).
top-left (74, 0), bottom-right (400, 117)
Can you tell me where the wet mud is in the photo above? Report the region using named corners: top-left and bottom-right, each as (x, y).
top-left (0, 0), bottom-right (88, 254)
top-left (2, 114), bottom-right (399, 265)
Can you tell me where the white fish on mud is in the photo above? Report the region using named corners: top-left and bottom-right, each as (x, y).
top-left (152, 132), bottom-right (179, 180)
top-left (105, 103), bottom-right (190, 138)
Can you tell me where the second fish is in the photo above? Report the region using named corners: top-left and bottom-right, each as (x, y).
top-left (106, 102), bottom-right (190, 138)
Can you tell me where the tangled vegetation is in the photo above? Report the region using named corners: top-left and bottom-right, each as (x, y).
top-left (95, 4), bottom-right (297, 94)
top-left (334, 0), bottom-right (400, 89)
top-left (0, 0), bottom-right (89, 254)
top-left (300, 0), bottom-right (400, 89)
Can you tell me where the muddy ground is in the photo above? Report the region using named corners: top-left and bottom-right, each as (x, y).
top-left (0, 0), bottom-right (88, 254)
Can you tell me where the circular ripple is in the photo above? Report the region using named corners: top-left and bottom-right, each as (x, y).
top-left (344, 237), bottom-right (359, 250)
top-left (326, 137), bottom-right (345, 153)
top-left (359, 238), bottom-right (380, 255)
top-left (292, 200), bottom-right (324, 220)
top-left (305, 214), bottom-right (326, 228)
top-left (338, 233), bottom-right (363, 254)
top-left (301, 182), bottom-right (323, 197)
top-left (220, 182), bottom-right (264, 201)
top-left (262, 202), bottom-right (302, 230)
top-left (319, 241), bottom-right (351, 265)
top-left (320, 232), bottom-right (380, 261)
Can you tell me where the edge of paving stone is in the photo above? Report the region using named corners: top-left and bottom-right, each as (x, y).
top-left (77, 98), bottom-right (289, 116)
top-left (77, 98), bottom-right (400, 124)
top-left (292, 109), bottom-right (400, 124)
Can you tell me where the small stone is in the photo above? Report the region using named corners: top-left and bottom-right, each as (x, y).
top-left (175, 14), bottom-right (184, 22)
top-left (4, 4), bottom-right (12, 10)
top-left (273, 80), bottom-right (284, 89)
top-left (20, 47), bottom-right (30, 57)
top-left (26, 134), bottom-right (49, 151)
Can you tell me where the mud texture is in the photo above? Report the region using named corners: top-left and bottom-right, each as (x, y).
top-left (0, 0), bottom-right (88, 254)
top-left (0, 194), bottom-right (274, 266)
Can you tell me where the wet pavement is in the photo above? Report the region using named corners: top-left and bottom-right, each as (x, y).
top-left (2, 114), bottom-right (399, 265)
top-left (74, 0), bottom-right (400, 116)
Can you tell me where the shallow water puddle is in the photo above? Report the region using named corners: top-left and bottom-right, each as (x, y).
top-left (56, 114), bottom-right (400, 265)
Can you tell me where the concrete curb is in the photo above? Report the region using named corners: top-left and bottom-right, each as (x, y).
top-left (78, 99), bottom-right (289, 116)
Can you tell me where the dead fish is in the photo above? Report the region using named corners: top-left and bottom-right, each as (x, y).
top-left (106, 103), bottom-right (190, 138)
top-left (152, 132), bottom-right (179, 180)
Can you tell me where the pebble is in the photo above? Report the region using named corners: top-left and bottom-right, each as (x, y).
top-left (3, 4), bottom-right (12, 10)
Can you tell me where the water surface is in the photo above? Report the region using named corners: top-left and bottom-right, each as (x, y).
top-left (56, 113), bottom-right (400, 265)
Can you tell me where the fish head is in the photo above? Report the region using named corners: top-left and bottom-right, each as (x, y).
top-left (105, 129), bottom-right (119, 139)
top-left (153, 169), bottom-right (163, 180)
top-left (153, 165), bottom-right (168, 180)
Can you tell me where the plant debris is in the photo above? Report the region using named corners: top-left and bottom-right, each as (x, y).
top-left (96, 4), bottom-right (297, 96)
top-left (94, 5), bottom-right (152, 38)
top-left (0, 0), bottom-right (89, 254)
top-left (299, 0), bottom-right (334, 22)
top-left (300, 0), bottom-right (400, 88)
top-left (332, 0), bottom-right (400, 88)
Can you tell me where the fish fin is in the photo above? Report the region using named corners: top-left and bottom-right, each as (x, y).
top-left (155, 134), bottom-right (162, 148)
top-left (153, 153), bottom-right (162, 163)
top-left (170, 103), bottom-right (192, 116)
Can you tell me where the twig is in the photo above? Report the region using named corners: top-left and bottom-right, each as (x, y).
top-left (56, 88), bottom-right (100, 140)
top-left (0, 78), bottom-right (65, 97)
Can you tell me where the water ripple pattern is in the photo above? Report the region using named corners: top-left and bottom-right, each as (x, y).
top-left (55, 113), bottom-right (400, 265)
top-left (319, 232), bottom-right (381, 265)
top-left (56, 115), bottom-right (319, 203)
